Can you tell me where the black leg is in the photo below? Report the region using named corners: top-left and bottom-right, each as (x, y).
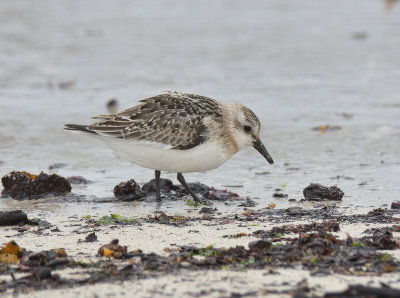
top-left (177, 173), bottom-right (202, 204)
top-left (155, 170), bottom-right (161, 202)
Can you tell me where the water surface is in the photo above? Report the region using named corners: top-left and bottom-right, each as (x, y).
top-left (1, 0), bottom-right (399, 216)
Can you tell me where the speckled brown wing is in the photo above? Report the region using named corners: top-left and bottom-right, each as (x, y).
top-left (88, 93), bottom-right (222, 150)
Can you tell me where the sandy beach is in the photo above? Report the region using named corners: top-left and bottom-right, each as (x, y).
top-left (1, 0), bottom-right (400, 296)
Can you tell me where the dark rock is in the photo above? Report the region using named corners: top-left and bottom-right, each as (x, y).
top-left (199, 207), bottom-right (217, 214)
top-left (1, 171), bottom-right (71, 199)
top-left (142, 178), bottom-right (173, 193)
top-left (107, 98), bottom-right (119, 113)
top-left (85, 232), bottom-right (98, 242)
top-left (48, 163), bottom-right (68, 170)
top-left (238, 197), bottom-right (256, 207)
top-left (255, 171), bottom-right (270, 176)
top-left (351, 32), bottom-right (368, 41)
top-left (46, 258), bottom-right (69, 267)
top-left (248, 240), bottom-right (271, 251)
top-left (33, 268), bottom-right (52, 280)
top-left (0, 210), bottom-right (27, 226)
top-left (202, 186), bottom-right (239, 201)
top-left (58, 80), bottom-right (76, 89)
top-left (303, 183), bottom-right (344, 201)
top-left (185, 183), bottom-right (210, 195)
top-left (273, 193), bottom-right (288, 198)
top-left (113, 179), bottom-right (146, 201)
top-left (286, 207), bottom-right (304, 215)
top-left (67, 176), bottom-right (93, 185)
top-left (325, 285), bottom-right (400, 297)
top-left (391, 201), bottom-right (400, 209)
top-left (26, 219), bottom-right (53, 230)
top-left (253, 220), bottom-right (340, 239)
top-left (360, 228), bottom-right (398, 250)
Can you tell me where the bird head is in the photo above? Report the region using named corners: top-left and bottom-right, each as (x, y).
top-left (229, 104), bottom-right (274, 165)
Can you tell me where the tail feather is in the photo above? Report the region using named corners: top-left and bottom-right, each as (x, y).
top-left (64, 124), bottom-right (96, 134)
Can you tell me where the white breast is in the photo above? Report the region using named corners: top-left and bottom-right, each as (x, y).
top-left (99, 137), bottom-right (233, 173)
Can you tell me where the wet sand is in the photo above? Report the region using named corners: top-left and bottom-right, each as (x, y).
top-left (1, 0), bottom-right (400, 296)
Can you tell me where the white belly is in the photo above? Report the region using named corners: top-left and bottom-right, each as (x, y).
top-left (99, 137), bottom-right (233, 173)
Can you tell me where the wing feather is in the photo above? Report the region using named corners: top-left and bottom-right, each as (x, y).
top-left (85, 92), bottom-right (221, 150)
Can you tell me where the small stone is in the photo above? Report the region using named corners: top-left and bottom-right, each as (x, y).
top-left (1, 171), bottom-right (71, 199)
top-left (248, 240), bottom-right (271, 251)
top-left (107, 98), bottom-right (119, 114)
top-left (199, 207), bottom-right (216, 214)
top-left (142, 178), bottom-right (173, 193)
top-left (48, 163), bottom-right (68, 170)
top-left (0, 210), bottom-right (28, 226)
top-left (303, 183), bottom-right (344, 201)
top-left (113, 179), bottom-right (146, 201)
top-left (391, 201), bottom-right (400, 209)
top-left (67, 176), bottom-right (93, 185)
top-left (85, 232), bottom-right (97, 242)
top-left (273, 193), bottom-right (288, 198)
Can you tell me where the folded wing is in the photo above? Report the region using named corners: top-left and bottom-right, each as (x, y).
top-left (87, 93), bottom-right (214, 150)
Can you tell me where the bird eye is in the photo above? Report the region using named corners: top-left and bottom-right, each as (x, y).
top-left (244, 125), bottom-right (252, 132)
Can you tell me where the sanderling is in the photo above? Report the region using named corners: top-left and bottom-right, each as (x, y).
top-left (65, 91), bottom-right (274, 203)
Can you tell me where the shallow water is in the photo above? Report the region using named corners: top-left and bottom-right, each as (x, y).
top-left (0, 0), bottom-right (399, 216)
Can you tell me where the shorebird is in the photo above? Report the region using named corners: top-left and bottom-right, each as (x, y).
top-left (65, 91), bottom-right (274, 203)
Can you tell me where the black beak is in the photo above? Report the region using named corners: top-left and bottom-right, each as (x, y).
top-left (253, 138), bottom-right (274, 164)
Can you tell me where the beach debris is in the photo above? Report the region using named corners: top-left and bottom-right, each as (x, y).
top-left (113, 179), bottom-right (146, 201)
top-left (360, 228), bottom-right (399, 250)
top-left (248, 240), bottom-right (271, 251)
top-left (85, 232), bottom-right (98, 242)
top-left (351, 31), bottom-right (368, 41)
top-left (244, 199), bottom-right (256, 207)
top-left (272, 192), bottom-right (288, 198)
top-left (338, 112), bottom-right (354, 119)
top-left (26, 248), bottom-right (69, 269)
top-left (303, 183), bottom-right (344, 201)
top-left (178, 230), bottom-right (398, 274)
top-left (325, 284), bottom-right (400, 297)
top-left (203, 186), bottom-right (239, 201)
top-left (67, 176), bottom-right (93, 185)
top-left (98, 239), bottom-right (127, 259)
top-left (312, 125), bottom-right (342, 133)
top-left (385, 0), bottom-right (400, 12)
top-left (391, 201), bottom-right (400, 209)
top-left (106, 98), bottom-right (119, 113)
top-left (1, 241), bottom-right (22, 255)
top-left (0, 241), bottom-right (23, 264)
top-left (254, 171), bottom-right (270, 176)
top-left (238, 197), bottom-right (256, 207)
top-left (273, 187), bottom-right (288, 198)
top-left (142, 178), bottom-right (174, 193)
top-left (147, 212), bottom-right (189, 226)
top-left (0, 219), bottom-right (399, 294)
top-left (114, 178), bottom-right (240, 202)
top-left (253, 220), bottom-right (340, 239)
top-left (0, 253), bottom-right (19, 264)
top-left (86, 214), bottom-right (141, 226)
top-left (223, 232), bottom-right (248, 239)
top-left (1, 171), bottom-right (71, 199)
top-left (0, 210), bottom-right (28, 226)
top-left (199, 207), bottom-right (217, 214)
top-left (48, 163), bottom-right (68, 170)
top-left (58, 80), bottom-right (76, 89)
